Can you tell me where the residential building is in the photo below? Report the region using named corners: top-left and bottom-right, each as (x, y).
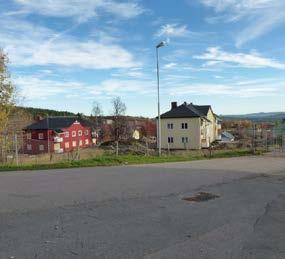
top-left (23, 117), bottom-right (96, 154)
top-left (159, 102), bottom-right (221, 149)
top-left (90, 116), bottom-right (156, 143)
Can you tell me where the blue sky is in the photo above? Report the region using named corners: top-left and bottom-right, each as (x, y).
top-left (1, 0), bottom-right (285, 116)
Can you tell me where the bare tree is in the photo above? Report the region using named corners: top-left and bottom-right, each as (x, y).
top-left (112, 97), bottom-right (127, 142)
top-left (91, 101), bottom-right (104, 143)
top-left (91, 101), bottom-right (103, 118)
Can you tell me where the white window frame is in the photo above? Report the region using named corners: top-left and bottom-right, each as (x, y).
top-left (84, 130), bottom-right (89, 136)
top-left (27, 144), bottom-right (32, 151)
top-left (168, 137), bottom-right (174, 143)
top-left (72, 131), bottom-right (76, 137)
top-left (79, 140), bottom-right (83, 146)
top-left (78, 130), bottom-right (83, 136)
top-left (65, 131), bottom-right (69, 138)
top-left (38, 133), bottom-right (44, 139)
top-left (182, 137), bottom-right (189, 143)
top-left (85, 139), bottom-right (89, 145)
top-left (65, 142), bottom-right (70, 149)
top-left (182, 123), bottom-right (188, 129)
top-left (39, 144), bottom-right (44, 151)
top-left (167, 123), bottom-right (173, 129)
top-left (72, 141), bottom-right (77, 147)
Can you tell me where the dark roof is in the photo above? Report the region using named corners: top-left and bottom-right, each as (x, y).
top-left (160, 102), bottom-right (211, 119)
top-left (25, 116), bottom-right (93, 130)
top-left (192, 105), bottom-right (211, 116)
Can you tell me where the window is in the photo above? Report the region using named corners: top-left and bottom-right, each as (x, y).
top-left (84, 130), bottom-right (89, 136)
top-left (167, 123), bottom-right (173, 129)
top-left (78, 130), bottom-right (82, 136)
top-left (27, 144), bottom-right (32, 151)
top-left (27, 133), bottom-right (32, 139)
top-left (39, 144), bottom-right (44, 151)
top-left (38, 133), bottom-right (44, 139)
top-left (85, 139), bottom-right (89, 145)
top-left (65, 142), bottom-right (70, 149)
top-left (181, 123), bottom-right (188, 129)
top-left (65, 131), bottom-right (69, 138)
top-left (72, 131), bottom-right (76, 137)
top-left (182, 137), bottom-right (189, 143)
top-left (168, 137), bottom-right (174, 143)
top-left (79, 140), bottom-right (83, 146)
top-left (72, 141), bottom-right (77, 147)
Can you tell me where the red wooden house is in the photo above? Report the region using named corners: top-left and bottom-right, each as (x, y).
top-left (23, 117), bottom-right (97, 154)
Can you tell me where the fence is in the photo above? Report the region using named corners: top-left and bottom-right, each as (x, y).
top-left (0, 127), bottom-right (284, 166)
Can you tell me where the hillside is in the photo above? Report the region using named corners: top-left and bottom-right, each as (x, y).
top-left (221, 112), bottom-right (285, 122)
top-left (17, 106), bottom-right (76, 117)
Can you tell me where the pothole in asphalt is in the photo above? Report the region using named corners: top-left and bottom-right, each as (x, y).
top-left (182, 192), bottom-right (220, 202)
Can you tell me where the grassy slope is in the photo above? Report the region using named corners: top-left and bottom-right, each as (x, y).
top-left (0, 149), bottom-right (256, 172)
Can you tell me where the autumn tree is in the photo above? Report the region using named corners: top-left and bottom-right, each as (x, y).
top-left (0, 49), bottom-right (16, 162)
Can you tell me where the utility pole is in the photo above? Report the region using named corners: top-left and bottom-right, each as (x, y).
top-left (253, 124), bottom-right (256, 153)
top-left (14, 133), bottom-right (19, 165)
top-left (47, 115), bottom-right (51, 161)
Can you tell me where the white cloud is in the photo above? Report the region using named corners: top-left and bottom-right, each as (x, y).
top-left (89, 79), bottom-right (155, 96)
top-left (201, 0), bottom-right (274, 12)
top-left (168, 78), bottom-right (284, 98)
top-left (155, 24), bottom-right (189, 38)
top-left (14, 76), bottom-right (84, 100)
top-left (14, 75), bottom-right (156, 102)
top-left (194, 47), bottom-right (285, 69)
top-left (200, 0), bottom-right (285, 46)
top-left (12, 0), bottom-right (144, 21)
top-left (0, 19), bottom-right (139, 69)
top-left (163, 63), bottom-right (177, 69)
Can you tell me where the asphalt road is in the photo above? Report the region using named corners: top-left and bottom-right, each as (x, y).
top-left (0, 156), bottom-right (285, 259)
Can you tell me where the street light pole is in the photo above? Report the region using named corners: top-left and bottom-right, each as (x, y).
top-left (47, 115), bottom-right (50, 159)
top-left (156, 41), bottom-right (166, 156)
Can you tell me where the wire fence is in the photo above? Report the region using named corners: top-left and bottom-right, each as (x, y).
top-left (0, 128), bottom-right (284, 166)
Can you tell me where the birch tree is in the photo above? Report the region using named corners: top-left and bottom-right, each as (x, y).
top-left (0, 49), bottom-right (15, 162)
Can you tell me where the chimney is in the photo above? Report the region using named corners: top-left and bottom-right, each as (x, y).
top-left (171, 102), bottom-right (177, 109)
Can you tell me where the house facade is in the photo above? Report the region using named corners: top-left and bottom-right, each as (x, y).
top-left (23, 117), bottom-right (96, 154)
top-left (160, 102), bottom-right (221, 149)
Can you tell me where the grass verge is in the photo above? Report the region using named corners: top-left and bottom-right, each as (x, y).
top-left (0, 149), bottom-right (259, 172)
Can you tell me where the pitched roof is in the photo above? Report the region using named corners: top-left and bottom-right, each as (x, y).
top-left (192, 105), bottom-right (211, 116)
top-left (25, 116), bottom-right (93, 130)
top-left (160, 102), bottom-right (211, 119)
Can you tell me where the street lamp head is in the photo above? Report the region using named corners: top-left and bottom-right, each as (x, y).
top-left (156, 41), bottom-right (166, 49)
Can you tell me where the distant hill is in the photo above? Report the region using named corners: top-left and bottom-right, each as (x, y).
top-left (17, 106), bottom-right (76, 117)
top-left (221, 112), bottom-right (285, 122)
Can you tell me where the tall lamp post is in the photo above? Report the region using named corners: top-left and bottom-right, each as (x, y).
top-left (156, 41), bottom-right (166, 156)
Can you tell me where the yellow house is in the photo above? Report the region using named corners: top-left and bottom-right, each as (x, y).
top-left (159, 102), bottom-right (221, 149)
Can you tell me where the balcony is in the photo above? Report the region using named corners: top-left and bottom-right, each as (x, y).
top-left (54, 137), bottom-right (63, 143)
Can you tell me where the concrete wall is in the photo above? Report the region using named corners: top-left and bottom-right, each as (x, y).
top-left (160, 118), bottom-right (201, 149)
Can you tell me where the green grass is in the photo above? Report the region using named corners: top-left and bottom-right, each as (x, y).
top-left (0, 149), bottom-right (258, 172)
